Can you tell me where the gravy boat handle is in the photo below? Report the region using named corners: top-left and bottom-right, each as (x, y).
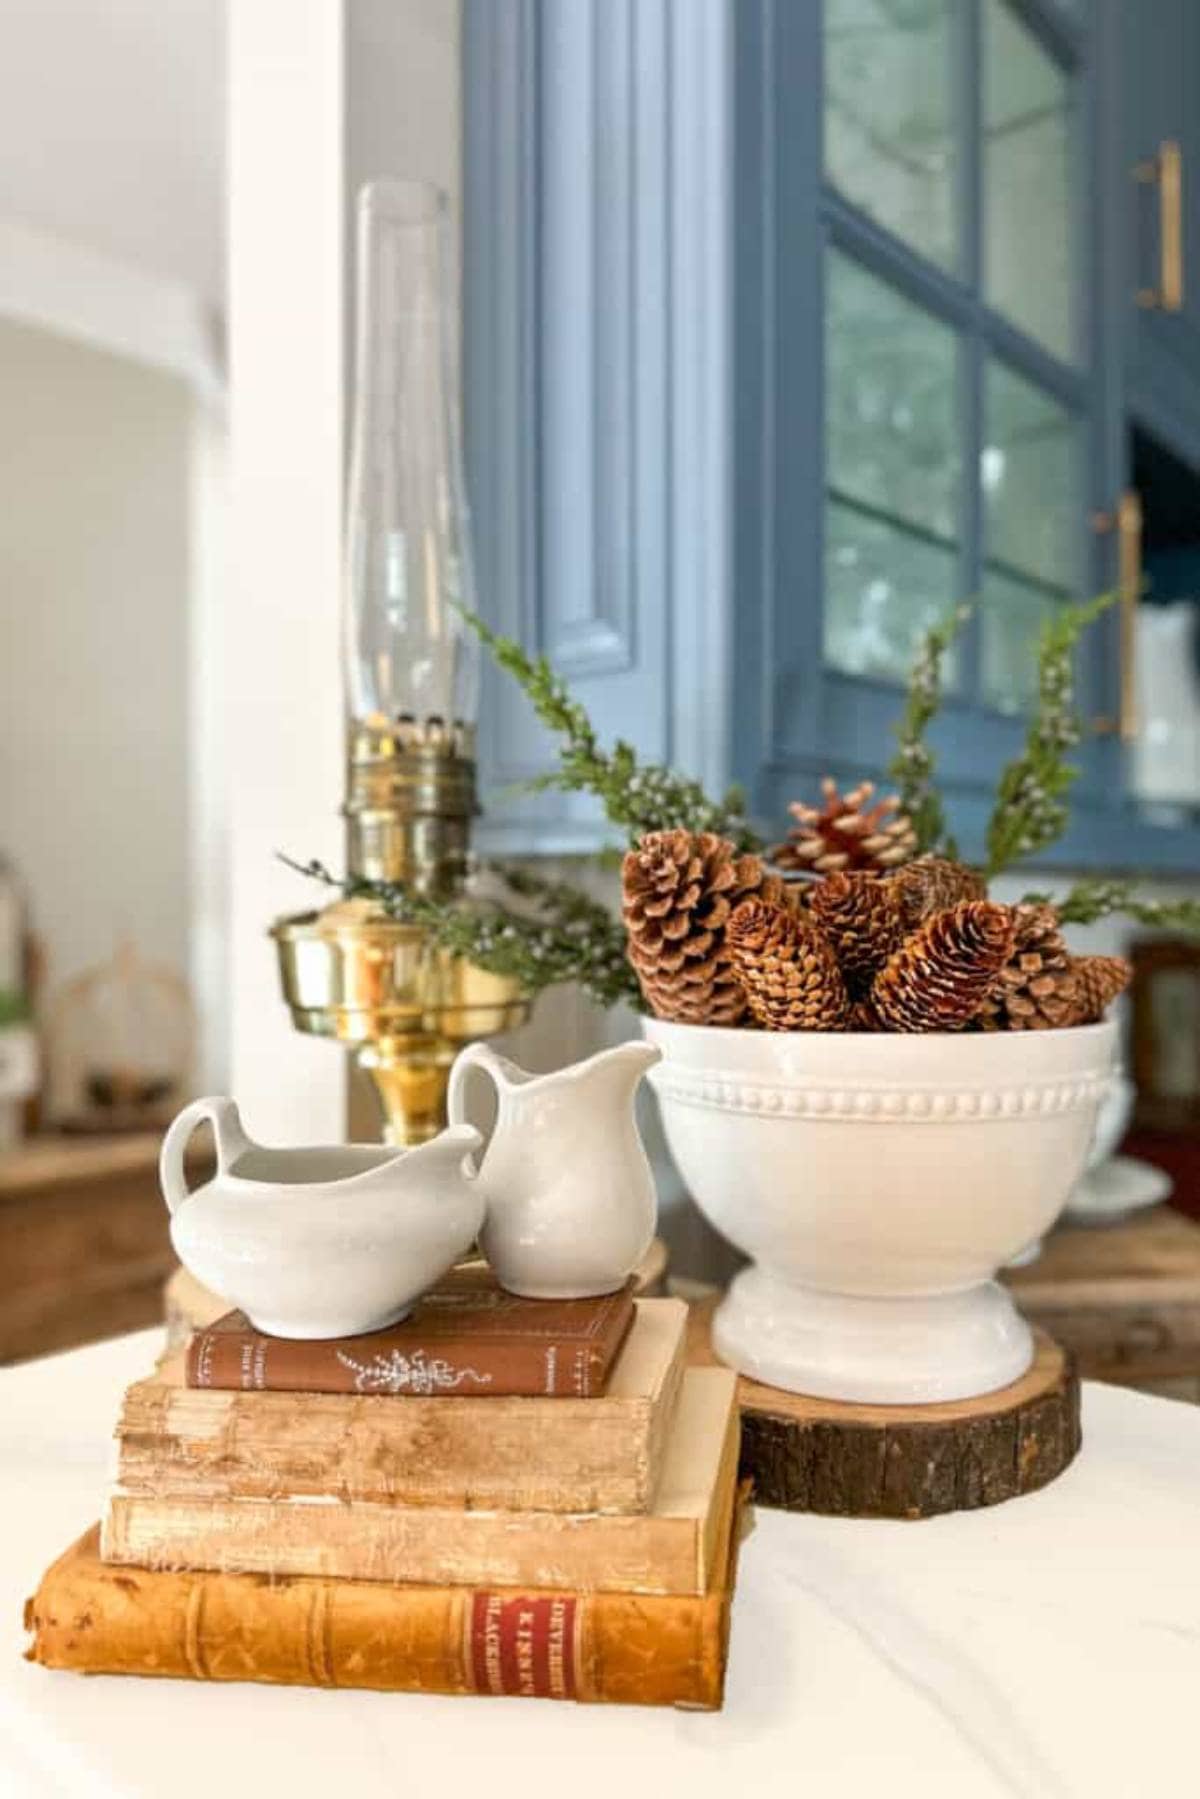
top-left (160, 1096), bottom-right (251, 1216)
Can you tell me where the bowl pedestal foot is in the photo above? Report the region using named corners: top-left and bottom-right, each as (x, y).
top-left (713, 1265), bottom-right (1034, 1405)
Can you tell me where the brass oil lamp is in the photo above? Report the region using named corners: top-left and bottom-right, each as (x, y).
top-left (274, 180), bottom-right (528, 1144)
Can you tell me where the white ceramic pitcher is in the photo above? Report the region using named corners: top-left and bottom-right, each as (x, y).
top-left (447, 1042), bottom-right (661, 1298)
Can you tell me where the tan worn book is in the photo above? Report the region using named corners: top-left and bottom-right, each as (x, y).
top-left (102, 1367), bottom-right (739, 1597)
top-left (113, 1297), bottom-right (686, 1516)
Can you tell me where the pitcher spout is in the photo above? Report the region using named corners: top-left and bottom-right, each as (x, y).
top-left (587, 1040), bottom-right (662, 1099)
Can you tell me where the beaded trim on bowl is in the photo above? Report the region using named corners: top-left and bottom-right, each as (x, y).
top-left (647, 1067), bottom-right (1112, 1122)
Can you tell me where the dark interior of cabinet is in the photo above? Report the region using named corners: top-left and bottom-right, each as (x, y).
top-left (1134, 426), bottom-right (1200, 602)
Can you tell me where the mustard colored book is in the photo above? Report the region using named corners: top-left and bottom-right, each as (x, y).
top-left (102, 1369), bottom-right (738, 1597)
top-left (114, 1298), bottom-right (686, 1516)
top-left (27, 1483), bottom-right (746, 1708)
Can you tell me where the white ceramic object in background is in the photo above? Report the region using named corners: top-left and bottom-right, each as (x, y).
top-left (447, 1041), bottom-right (660, 1298)
top-left (1132, 601), bottom-right (1200, 806)
top-left (159, 1097), bottom-right (483, 1339)
top-left (1005, 1066), bottom-right (1133, 1267)
top-left (1065, 1155), bottom-right (1172, 1226)
top-left (644, 1018), bottom-right (1117, 1403)
top-left (1086, 1068), bottom-right (1135, 1169)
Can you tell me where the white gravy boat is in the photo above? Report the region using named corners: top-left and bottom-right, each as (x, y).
top-left (160, 1096), bottom-right (483, 1339)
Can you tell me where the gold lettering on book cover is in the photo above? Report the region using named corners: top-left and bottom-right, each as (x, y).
top-left (515, 1608), bottom-right (536, 1695)
top-left (483, 1594), bottom-right (503, 1693)
top-left (547, 1597), bottom-right (567, 1698)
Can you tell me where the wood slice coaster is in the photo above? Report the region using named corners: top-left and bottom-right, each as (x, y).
top-left (687, 1296), bottom-right (1080, 1520)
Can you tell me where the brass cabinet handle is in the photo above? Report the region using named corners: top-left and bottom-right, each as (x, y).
top-left (1135, 139), bottom-right (1184, 311)
top-left (1091, 490), bottom-right (1143, 743)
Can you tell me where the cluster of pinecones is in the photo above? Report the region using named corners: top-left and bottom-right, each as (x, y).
top-left (621, 792), bottom-right (1131, 1034)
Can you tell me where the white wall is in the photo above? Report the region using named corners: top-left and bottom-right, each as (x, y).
top-left (0, 315), bottom-right (192, 1064)
top-left (0, 0), bottom-right (225, 309)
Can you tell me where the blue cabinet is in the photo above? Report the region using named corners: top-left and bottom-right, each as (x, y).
top-left (1118, 0), bottom-right (1200, 466)
top-left (464, 0), bottom-right (1200, 873)
top-left (464, 0), bottom-right (730, 853)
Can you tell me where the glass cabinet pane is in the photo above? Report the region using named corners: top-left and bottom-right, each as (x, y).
top-left (826, 502), bottom-right (959, 682)
top-left (982, 360), bottom-right (1079, 588)
top-left (827, 253), bottom-right (960, 537)
top-left (980, 569), bottom-right (1056, 712)
top-left (824, 253), bottom-right (961, 682)
top-left (981, 359), bottom-right (1080, 712)
top-left (825, 0), bottom-right (959, 269)
top-left (983, 0), bottom-right (1076, 363)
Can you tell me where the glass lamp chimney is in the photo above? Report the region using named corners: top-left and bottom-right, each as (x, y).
top-left (343, 179), bottom-right (479, 739)
top-left (343, 180), bottom-right (478, 893)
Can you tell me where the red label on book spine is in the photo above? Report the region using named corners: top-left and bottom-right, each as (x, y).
top-left (467, 1592), bottom-right (579, 1700)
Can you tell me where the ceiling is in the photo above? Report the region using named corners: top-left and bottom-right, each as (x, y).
top-left (0, 0), bottom-right (225, 307)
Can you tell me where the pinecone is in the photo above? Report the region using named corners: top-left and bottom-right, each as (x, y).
top-left (847, 997), bottom-right (882, 1031)
top-left (770, 778), bottom-right (918, 874)
top-left (978, 904), bottom-right (1079, 1031)
top-left (621, 830), bottom-right (768, 1025)
top-left (871, 901), bottom-right (1017, 1033)
top-left (726, 899), bottom-right (849, 1032)
top-left (807, 870), bottom-right (909, 996)
top-left (1071, 954), bottom-right (1132, 1024)
top-left (892, 856), bottom-right (987, 931)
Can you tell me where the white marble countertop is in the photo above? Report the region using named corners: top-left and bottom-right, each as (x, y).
top-left (2, 1329), bottom-right (1199, 1799)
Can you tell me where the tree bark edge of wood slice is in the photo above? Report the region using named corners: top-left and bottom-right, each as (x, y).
top-left (687, 1297), bottom-right (1080, 1520)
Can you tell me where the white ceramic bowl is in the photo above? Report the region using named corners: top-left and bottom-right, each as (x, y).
top-left (644, 1018), bottom-right (1117, 1403)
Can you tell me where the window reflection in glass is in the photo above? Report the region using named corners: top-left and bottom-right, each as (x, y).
top-left (824, 253), bottom-right (962, 684)
top-left (827, 253), bottom-right (960, 538)
top-left (825, 0), bottom-right (959, 270)
top-left (981, 359), bottom-right (1080, 712)
top-left (983, 0), bottom-right (1076, 362)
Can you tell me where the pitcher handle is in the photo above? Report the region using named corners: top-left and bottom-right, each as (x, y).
top-left (447, 1043), bottom-right (516, 1165)
top-left (159, 1096), bottom-right (250, 1217)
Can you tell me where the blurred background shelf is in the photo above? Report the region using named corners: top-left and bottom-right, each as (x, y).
top-left (0, 1134), bottom-right (211, 1365)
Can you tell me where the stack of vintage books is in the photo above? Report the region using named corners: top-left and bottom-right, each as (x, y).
top-left (26, 1270), bottom-right (743, 1707)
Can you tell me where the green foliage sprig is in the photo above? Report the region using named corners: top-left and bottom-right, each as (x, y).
top-left (1023, 876), bottom-right (1200, 933)
top-left (983, 592), bottom-right (1116, 879)
top-left (887, 604), bottom-right (971, 857)
top-left (281, 856), bottom-right (641, 1012)
top-left (460, 611), bottom-right (760, 850)
top-left (0, 989), bottom-right (28, 1029)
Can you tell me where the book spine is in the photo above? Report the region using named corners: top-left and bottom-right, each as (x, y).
top-left (100, 1491), bottom-right (705, 1596)
top-left (185, 1329), bottom-right (607, 1397)
top-left (27, 1530), bottom-right (730, 1708)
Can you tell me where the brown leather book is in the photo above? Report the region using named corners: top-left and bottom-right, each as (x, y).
top-left (27, 1483), bottom-right (746, 1708)
top-left (185, 1269), bottom-right (634, 1398)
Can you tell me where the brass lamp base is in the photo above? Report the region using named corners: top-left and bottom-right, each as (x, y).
top-left (272, 901), bottom-right (530, 1145)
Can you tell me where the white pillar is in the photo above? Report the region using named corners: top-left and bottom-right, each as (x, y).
top-left (226, 1), bottom-right (347, 1142)
top-left (226, 1), bottom-right (462, 1143)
